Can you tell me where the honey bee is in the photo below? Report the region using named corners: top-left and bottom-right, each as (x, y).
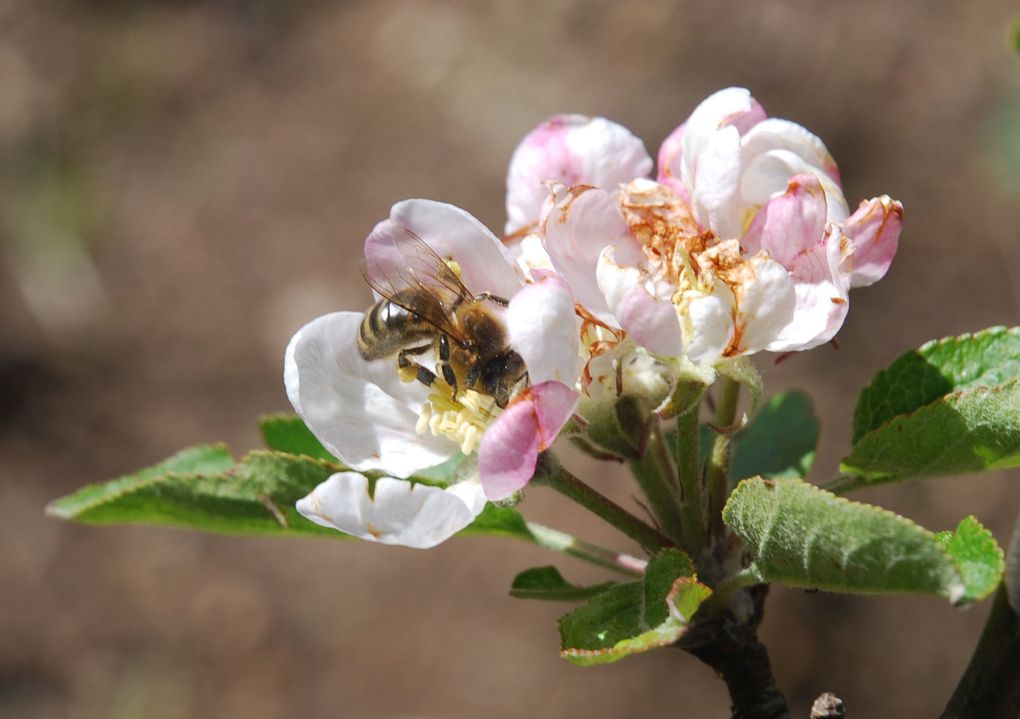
top-left (357, 230), bottom-right (528, 408)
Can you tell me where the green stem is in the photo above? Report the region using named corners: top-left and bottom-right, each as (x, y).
top-left (627, 425), bottom-right (685, 544)
top-left (707, 376), bottom-right (741, 540)
top-left (525, 522), bottom-right (645, 577)
top-left (818, 473), bottom-right (860, 495)
top-left (532, 454), bottom-right (674, 553)
top-left (710, 567), bottom-right (762, 604)
top-left (675, 405), bottom-right (707, 558)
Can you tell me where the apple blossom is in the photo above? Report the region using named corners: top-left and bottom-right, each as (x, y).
top-left (285, 199), bottom-right (581, 545)
top-left (514, 87), bottom-right (902, 364)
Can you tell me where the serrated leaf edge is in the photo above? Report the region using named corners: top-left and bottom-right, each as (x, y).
top-left (853, 326), bottom-right (1018, 443)
top-left (559, 575), bottom-right (712, 666)
top-left (842, 380), bottom-right (1020, 480)
top-left (723, 477), bottom-right (967, 602)
top-left (46, 448), bottom-right (347, 521)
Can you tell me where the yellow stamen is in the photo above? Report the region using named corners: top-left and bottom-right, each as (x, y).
top-left (414, 380), bottom-right (500, 455)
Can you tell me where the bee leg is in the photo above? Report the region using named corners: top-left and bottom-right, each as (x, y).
top-left (474, 292), bottom-right (510, 307)
top-left (436, 335), bottom-right (459, 399)
top-left (397, 346), bottom-right (435, 387)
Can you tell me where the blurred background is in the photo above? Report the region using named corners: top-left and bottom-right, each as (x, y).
top-left (2, 1), bottom-right (1019, 717)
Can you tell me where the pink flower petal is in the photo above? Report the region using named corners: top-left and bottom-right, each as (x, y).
top-left (478, 381), bottom-right (580, 500)
top-left (656, 121), bottom-right (690, 201)
top-left (365, 199), bottom-right (522, 301)
top-left (743, 173), bottom-right (828, 266)
top-left (765, 227), bottom-right (850, 352)
top-left (506, 115), bottom-right (652, 234)
top-left (843, 195), bottom-right (903, 288)
top-left (740, 150), bottom-right (849, 224)
top-left (596, 246), bottom-right (684, 356)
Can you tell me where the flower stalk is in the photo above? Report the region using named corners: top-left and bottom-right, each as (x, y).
top-left (531, 453), bottom-right (675, 552)
top-left (525, 522), bottom-right (646, 577)
top-left (627, 423), bottom-right (685, 544)
top-left (675, 402), bottom-right (707, 559)
top-left (707, 376), bottom-right (741, 542)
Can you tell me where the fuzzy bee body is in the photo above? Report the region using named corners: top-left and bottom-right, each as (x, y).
top-left (357, 232), bottom-right (528, 408)
top-left (357, 289), bottom-right (435, 360)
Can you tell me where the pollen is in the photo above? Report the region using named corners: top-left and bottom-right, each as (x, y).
top-left (414, 384), bottom-right (500, 455)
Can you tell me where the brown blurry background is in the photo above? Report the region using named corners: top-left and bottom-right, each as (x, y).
top-left (2, 1), bottom-right (1020, 717)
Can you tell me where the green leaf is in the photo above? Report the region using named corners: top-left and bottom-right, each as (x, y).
top-left (641, 548), bottom-right (696, 627)
top-left (935, 516), bottom-right (1005, 603)
top-left (853, 327), bottom-right (1020, 443)
top-left (259, 414), bottom-right (335, 461)
top-left (49, 445), bottom-right (538, 543)
top-left (840, 381), bottom-right (1020, 489)
top-left (730, 390), bottom-right (819, 482)
top-left (46, 444), bottom-right (237, 521)
top-left (411, 453), bottom-right (467, 484)
top-left (48, 449), bottom-right (344, 536)
top-left (723, 477), bottom-right (969, 603)
top-left (459, 503), bottom-right (535, 541)
top-left (510, 566), bottom-right (617, 601)
top-left (718, 356), bottom-right (763, 414)
top-left (558, 548), bottom-right (711, 666)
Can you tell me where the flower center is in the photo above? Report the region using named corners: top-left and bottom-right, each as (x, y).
top-left (414, 381), bottom-right (500, 455)
top-left (618, 179), bottom-right (718, 295)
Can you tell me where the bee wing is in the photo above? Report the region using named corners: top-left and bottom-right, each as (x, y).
top-left (360, 254), bottom-right (471, 345)
top-left (366, 227), bottom-right (475, 302)
top-left (361, 227), bottom-right (476, 342)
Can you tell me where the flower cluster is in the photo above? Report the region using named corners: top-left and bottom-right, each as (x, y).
top-left (286, 88), bottom-right (902, 548)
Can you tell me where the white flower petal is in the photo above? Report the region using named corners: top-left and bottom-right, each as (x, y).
top-left (507, 274), bottom-right (581, 385)
top-left (741, 150), bottom-right (849, 224)
top-left (740, 118), bottom-right (839, 183)
top-left (681, 87), bottom-right (766, 190)
top-left (734, 254), bottom-right (798, 354)
top-left (285, 312), bottom-right (456, 477)
top-left (506, 115), bottom-right (652, 234)
top-left (765, 278), bottom-right (847, 352)
top-left (366, 199), bottom-right (522, 301)
top-left (541, 185), bottom-right (641, 321)
top-left (516, 233), bottom-right (555, 280)
top-left (296, 472), bottom-right (486, 549)
top-left (690, 125), bottom-right (744, 239)
top-left (683, 286), bottom-right (734, 365)
top-left (596, 246), bottom-right (683, 356)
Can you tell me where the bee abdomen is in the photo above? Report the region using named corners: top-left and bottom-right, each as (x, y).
top-left (358, 300), bottom-right (430, 360)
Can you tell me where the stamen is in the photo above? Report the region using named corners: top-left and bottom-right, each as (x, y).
top-left (413, 380), bottom-right (501, 456)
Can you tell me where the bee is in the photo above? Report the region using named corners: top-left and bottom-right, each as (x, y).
top-left (357, 230), bottom-right (529, 408)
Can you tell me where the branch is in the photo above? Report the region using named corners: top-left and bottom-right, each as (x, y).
top-left (941, 513), bottom-right (1020, 718)
top-left (681, 586), bottom-right (790, 719)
